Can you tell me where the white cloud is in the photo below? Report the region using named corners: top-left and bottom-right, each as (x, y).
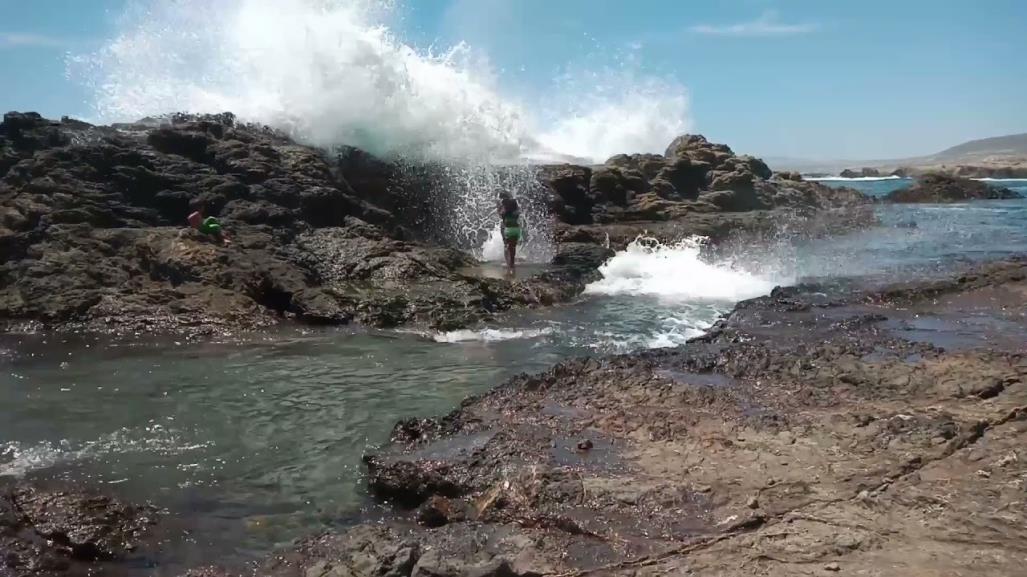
top-left (0, 32), bottom-right (66, 48)
top-left (690, 11), bottom-right (818, 37)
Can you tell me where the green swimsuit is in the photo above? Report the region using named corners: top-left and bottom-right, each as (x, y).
top-left (199, 216), bottom-right (222, 236)
top-left (503, 214), bottom-right (521, 241)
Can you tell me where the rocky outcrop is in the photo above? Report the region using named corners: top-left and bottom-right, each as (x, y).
top-left (1, 113), bottom-right (871, 335)
top-left (884, 173), bottom-right (1022, 203)
top-left (839, 167), bottom-right (881, 178)
top-left (186, 257), bottom-right (1027, 577)
top-left (1, 484), bottom-right (158, 575)
top-left (540, 134), bottom-right (870, 251)
top-left (0, 112), bottom-right (593, 335)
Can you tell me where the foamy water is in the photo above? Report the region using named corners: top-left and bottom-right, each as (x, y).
top-left (0, 425), bottom-right (212, 478)
top-left (433, 327), bottom-right (553, 343)
top-left (585, 236), bottom-right (785, 301)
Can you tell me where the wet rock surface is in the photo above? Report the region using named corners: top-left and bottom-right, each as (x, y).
top-left (0, 483), bottom-right (158, 576)
top-left (2, 113), bottom-right (870, 336)
top-left (884, 172), bottom-right (1022, 203)
top-left (184, 258), bottom-right (1027, 576)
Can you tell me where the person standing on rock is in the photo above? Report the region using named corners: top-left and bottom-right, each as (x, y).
top-left (497, 192), bottom-right (522, 274)
top-left (187, 203), bottom-right (231, 246)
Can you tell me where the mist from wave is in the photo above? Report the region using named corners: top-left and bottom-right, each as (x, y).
top-left (68, 0), bottom-right (690, 166)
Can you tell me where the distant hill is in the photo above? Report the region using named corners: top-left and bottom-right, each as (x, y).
top-left (769, 132), bottom-right (1027, 178)
top-left (930, 133), bottom-right (1027, 161)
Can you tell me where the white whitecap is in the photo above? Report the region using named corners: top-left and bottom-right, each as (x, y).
top-left (584, 236), bottom-right (784, 302)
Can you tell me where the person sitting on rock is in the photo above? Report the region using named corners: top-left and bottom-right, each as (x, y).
top-left (496, 192), bottom-right (522, 274)
top-left (187, 204), bottom-right (231, 245)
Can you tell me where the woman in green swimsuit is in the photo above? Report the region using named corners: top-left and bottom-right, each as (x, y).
top-left (187, 204), bottom-right (231, 245)
top-left (497, 192), bottom-right (522, 274)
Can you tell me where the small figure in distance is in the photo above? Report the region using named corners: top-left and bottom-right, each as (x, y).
top-left (187, 202), bottom-right (231, 246)
top-left (496, 191), bottom-right (522, 275)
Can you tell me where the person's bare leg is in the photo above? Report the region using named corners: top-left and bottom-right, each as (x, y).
top-left (504, 240), bottom-right (515, 274)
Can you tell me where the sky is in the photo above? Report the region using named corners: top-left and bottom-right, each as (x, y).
top-left (2, 0), bottom-right (1026, 160)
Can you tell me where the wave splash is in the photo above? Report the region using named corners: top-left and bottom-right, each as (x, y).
top-left (69, 0), bottom-right (691, 165)
top-left (585, 236), bottom-right (785, 301)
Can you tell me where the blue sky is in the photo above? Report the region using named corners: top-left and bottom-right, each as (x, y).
top-left (2, 0), bottom-right (1026, 160)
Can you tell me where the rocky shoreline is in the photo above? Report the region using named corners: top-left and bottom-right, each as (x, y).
top-left (240, 257), bottom-right (1025, 577)
top-left (2, 112), bottom-right (869, 337)
top-left (7, 257), bottom-right (1023, 576)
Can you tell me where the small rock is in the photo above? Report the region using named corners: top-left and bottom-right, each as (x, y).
top-left (975, 469), bottom-right (991, 479)
top-left (996, 452), bottom-right (1018, 468)
top-left (824, 561), bottom-right (840, 572)
top-left (746, 496), bottom-right (759, 509)
top-left (576, 439), bottom-right (594, 451)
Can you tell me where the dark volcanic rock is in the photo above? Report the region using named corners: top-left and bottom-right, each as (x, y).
top-left (0, 113), bottom-right (594, 335)
top-left (2, 115), bottom-right (873, 336)
top-left (884, 173), bottom-right (1022, 203)
top-left (1, 484), bottom-right (157, 576)
top-left (840, 167), bottom-right (881, 178)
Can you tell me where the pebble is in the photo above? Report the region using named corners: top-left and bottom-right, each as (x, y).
top-left (746, 496), bottom-right (759, 509)
top-left (824, 562), bottom-right (840, 572)
top-left (576, 439), bottom-right (594, 451)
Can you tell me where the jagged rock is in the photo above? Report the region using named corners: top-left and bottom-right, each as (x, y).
top-left (0, 484), bottom-right (157, 573)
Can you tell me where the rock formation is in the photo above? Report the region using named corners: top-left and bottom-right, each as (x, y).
top-left (1, 483), bottom-right (158, 575)
top-left (884, 173), bottom-right (1022, 203)
top-left (839, 167), bottom-right (881, 178)
top-left (1, 112), bottom-right (870, 335)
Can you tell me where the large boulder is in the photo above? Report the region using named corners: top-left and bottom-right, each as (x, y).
top-left (589, 166), bottom-right (647, 207)
top-left (664, 134), bottom-right (734, 161)
top-left (538, 164), bottom-right (593, 224)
